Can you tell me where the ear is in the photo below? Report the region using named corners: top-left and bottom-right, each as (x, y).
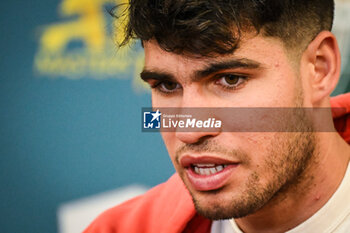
top-left (300, 31), bottom-right (341, 106)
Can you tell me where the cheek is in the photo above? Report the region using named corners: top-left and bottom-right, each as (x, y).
top-left (242, 132), bottom-right (291, 184)
top-left (246, 133), bottom-right (274, 162)
top-left (151, 91), bottom-right (165, 107)
top-left (151, 92), bottom-right (183, 108)
top-left (151, 92), bottom-right (160, 106)
top-left (161, 132), bottom-right (177, 162)
top-left (232, 133), bottom-right (276, 166)
top-left (254, 74), bottom-right (296, 107)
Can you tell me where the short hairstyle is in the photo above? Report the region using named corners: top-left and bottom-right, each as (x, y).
top-left (112, 0), bottom-right (334, 57)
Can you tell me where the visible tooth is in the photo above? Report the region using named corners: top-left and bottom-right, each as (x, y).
top-left (209, 168), bottom-right (217, 174)
top-left (216, 165), bottom-right (224, 172)
top-left (194, 167), bottom-right (200, 174)
top-left (196, 164), bottom-right (215, 167)
top-left (195, 165), bottom-right (226, 175)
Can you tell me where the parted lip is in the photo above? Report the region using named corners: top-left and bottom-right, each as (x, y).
top-left (180, 155), bottom-right (240, 168)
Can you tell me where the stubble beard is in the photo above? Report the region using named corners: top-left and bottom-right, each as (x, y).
top-left (180, 98), bottom-right (317, 220)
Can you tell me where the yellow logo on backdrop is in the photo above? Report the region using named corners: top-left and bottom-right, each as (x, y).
top-left (34, 0), bottom-right (148, 91)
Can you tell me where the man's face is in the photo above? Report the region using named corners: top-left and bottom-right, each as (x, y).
top-left (142, 34), bottom-right (315, 219)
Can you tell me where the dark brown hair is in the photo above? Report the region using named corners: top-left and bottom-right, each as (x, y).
top-left (111, 0), bottom-right (334, 56)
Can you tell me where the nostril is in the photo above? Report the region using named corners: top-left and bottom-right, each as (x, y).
top-left (192, 135), bottom-right (216, 145)
top-left (175, 131), bottom-right (219, 144)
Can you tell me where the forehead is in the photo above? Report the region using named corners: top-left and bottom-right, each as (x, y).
top-left (143, 34), bottom-right (291, 77)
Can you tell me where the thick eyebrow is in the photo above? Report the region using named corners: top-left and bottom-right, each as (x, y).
top-left (194, 58), bottom-right (261, 82)
top-left (140, 58), bottom-right (261, 83)
top-left (140, 70), bottom-right (175, 82)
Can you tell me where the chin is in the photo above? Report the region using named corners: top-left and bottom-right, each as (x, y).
top-left (192, 195), bottom-right (255, 220)
top-left (188, 188), bottom-right (248, 220)
top-left (188, 180), bottom-right (276, 220)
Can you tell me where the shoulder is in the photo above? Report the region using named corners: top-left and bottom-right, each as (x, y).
top-left (331, 93), bottom-right (350, 143)
top-left (83, 174), bottom-right (197, 233)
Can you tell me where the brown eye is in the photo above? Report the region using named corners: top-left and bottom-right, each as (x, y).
top-left (224, 75), bottom-right (239, 85)
top-left (215, 74), bottom-right (247, 90)
top-left (161, 81), bottom-right (178, 91)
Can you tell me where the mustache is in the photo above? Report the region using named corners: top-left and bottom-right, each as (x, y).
top-left (175, 138), bottom-right (249, 164)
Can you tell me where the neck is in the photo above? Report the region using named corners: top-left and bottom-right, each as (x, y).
top-left (235, 132), bottom-right (350, 233)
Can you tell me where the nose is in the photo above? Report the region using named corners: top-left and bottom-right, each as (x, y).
top-left (174, 87), bottom-right (221, 144)
top-left (175, 130), bottom-right (221, 144)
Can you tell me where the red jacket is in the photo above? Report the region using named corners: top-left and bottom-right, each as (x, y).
top-left (84, 93), bottom-right (350, 233)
